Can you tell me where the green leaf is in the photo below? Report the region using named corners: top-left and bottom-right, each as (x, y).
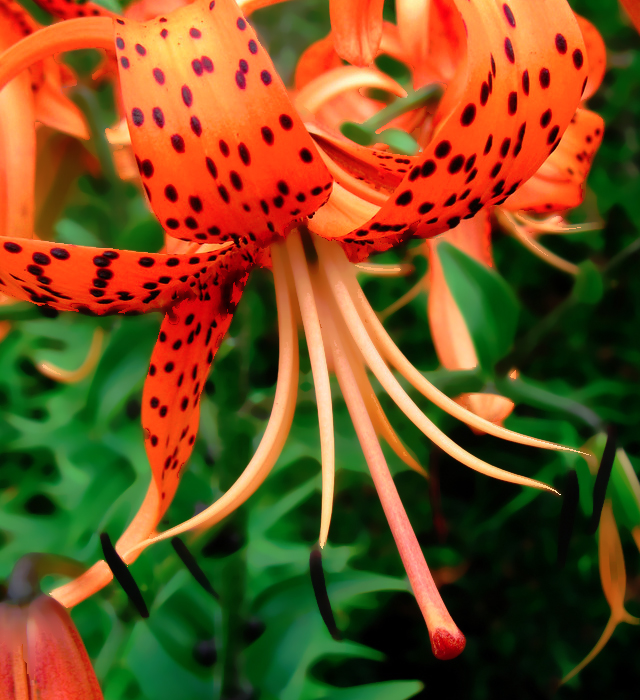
top-left (572, 260), bottom-right (604, 304)
top-left (314, 681), bottom-right (423, 700)
top-left (437, 241), bottom-right (519, 371)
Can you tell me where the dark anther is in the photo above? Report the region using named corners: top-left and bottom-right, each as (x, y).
top-left (100, 532), bottom-right (149, 618)
top-left (309, 547), bottom-right (341, 641)
top-left (588, 426), bottom-right (617, 534)
top-left (172, 537), bottom-right (219, 599)
top-left (557, 470), bottom-right (579, 568)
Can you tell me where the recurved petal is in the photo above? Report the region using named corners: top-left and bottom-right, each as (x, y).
top-left (502, 107), bottom-right (603, 213)
top-left (28, 0), bottom-right (114, 19)
top-left (26, 595), bottom-right (102, 700)
top-left (427, 214), bottom-right (490, 374)
top-left (575, 14), bottom-right (606, 100)
top-left (142, 250), bottom-right (249, 518)
top-left (0, 238), bottom-right (230, 315)
top-left (320, 0), bottom-right (588, 261)
top-left (330, 0), bottom-right (384, 67)
top-left (599, 500), bottom-right (627, 613)
top-left (115, 0), bottom-right (332, 247)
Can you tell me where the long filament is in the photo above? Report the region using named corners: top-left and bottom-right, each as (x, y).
top-left (286, 231), bottom-right (335, 547)
top-left (319, 291), bottom-right (465, 659)
top-left (38, 328), bottom-right (104, 383)
top-left (332, 241), bottom-right (582, 455)
top-left (314, 236), bottom-right (560, 494)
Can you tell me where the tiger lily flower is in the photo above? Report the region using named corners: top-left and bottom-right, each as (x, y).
top-left (0, 0), bottom-right (591, 658)
top-left (0, 555), bottom-right (103, 700)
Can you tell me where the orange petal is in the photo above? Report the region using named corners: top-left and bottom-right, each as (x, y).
top-left (620, 0), bottom-right (640, 34)
top-left (575, 13), bottom-right (606, 100)
top-left (0, 603), bottom-right (29, 700)
top-left (318, 0), bottom-right (588, 261)
top-left (0, 68), bottom-right (35, 239)
top-left (309, 124), bottom-right (415, 192)
top-left (26, 595), bottom-right (103, 700)
top-left (295, 65), bottom-right (407, 115)
top-left (410, 0), bottom-right (467, 85)
top-left (0, 238), bottom-right (232, 315)
top-left (142, 262), bottom-right (248, 519)
top-left (330, 0), bottom-right (384, 67)
top-left (294, 33), bottom-right (342, 91)
top-left (28, 0), bottom-right (114, 19)
top-left (125, 0), bottom-right (195, 22)
top-left (396, 0), bottom-right (431, 77)
top-left (34, 58), bottom-right (89, 140)
top-left (114, 0), bottom-right (332, 246)
top-left (427, 214), bottom-right (491, 374)
top-left (599, 500), bottom-right (627, 613)
top-left (502, 107), bottom-right (603, 213)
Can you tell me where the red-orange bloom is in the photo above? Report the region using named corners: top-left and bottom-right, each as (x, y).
top-left (0, 595), bottom-right (102, 699)
top-left (0, 0), bottom-right (594, 659)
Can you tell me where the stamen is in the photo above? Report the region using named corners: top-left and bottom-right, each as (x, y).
top-left (588, 426), bottom-right (617, 535)
top-left (322, 299), bottom-right (464, 659)
top-left (309, 547), bottom-right (342, 641)
top-left (512, 212), bottom-right (602, 235)
top-left (121, 242), bottom-right (299, 556)
top-left (171, 537), bottom-right (219, 599)
top-left (100, 533), bottom-right (149, 618)
top-left (335, 322), bottom-right (427, 478)
top-left (355, 262), bottom-right (414, 277)
top-left (498, 211), bottom-right (579, 275)
top-left (332, 242), bottom-right (584, 456)
top-left (557, 470), bottom-right (579, 568)
top-left (286, 231), bottom-right (335, 548)
top-left (37, 327), bottom-right (104, 383)
top-left (315, 237), bottom-right (561, 493)
top-left (0, 19), bottom-right (114, 95)
top-left (377, 278), bottom-right (427, 321)
top-left (340, 83), bottom-right (442, 146)
top-left (295, 66), bottom-right (407, 114)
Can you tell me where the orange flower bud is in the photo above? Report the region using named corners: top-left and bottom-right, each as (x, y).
top-left (0, 595), bottom-right (103, 700)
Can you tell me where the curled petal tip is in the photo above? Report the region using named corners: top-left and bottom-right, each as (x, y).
top-left (430, 627), bottom-right (466, 660)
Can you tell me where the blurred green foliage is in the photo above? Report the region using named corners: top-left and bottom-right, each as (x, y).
top-left (1, 0), bottom-right (640, 698)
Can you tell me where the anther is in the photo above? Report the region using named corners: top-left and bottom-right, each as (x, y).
top-left (309, 547), bottom-right (342, 641)
top-left (100, 532), bottom-right (149, 617)
top-left (588, 426), bottom-right (616, 535)
top-left (171, 537), bottom-right (219, 599)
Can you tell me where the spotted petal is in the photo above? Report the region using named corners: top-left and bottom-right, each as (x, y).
top-left (143, 260), bottom-right (248, 516)
top-left (115, 0), bottom-right (332, 247)
top-left (576, 14), bottom-right (606, 100)
top-left (316, 0), bottom-right (588, 261)
top-left (29, 0), bottom-right (114, 20)
top-left (502, 107), bottom-right (603, 213)
top-left (0, 238), bottom-right (233, 315)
